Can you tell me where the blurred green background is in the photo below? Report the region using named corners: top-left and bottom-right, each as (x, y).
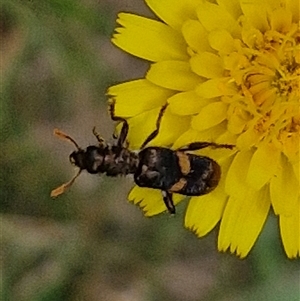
top-left (1, 0), bottom-right (299, 300)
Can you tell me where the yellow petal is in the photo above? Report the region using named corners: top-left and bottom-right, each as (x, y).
top-left (218, 186), bottom-right (270, 258)
top-left (215, 130), bottom-right (238, 146)
top-left (246, 143), bottom-right (280, 190)
top-left (196, 79), bottom-right (223, 98)
top-left (279, 208), bottom-right (300, 258)
top-left (236, 126), bottom-right (262, 150)
top-left (182, 20), bottom-right (212, 53)
top-left (286, 0), bottom-right (299, 22)
top-left (196, 78), bottom-right (237, 98)
top-left (168, 91), bottom-right (211, 115)
top-left (147, 60), bottom-right (201, 91)
top-left (217, 0), bottom-right (243, 20)
top-left (185, 193), bottom-right (227, 237)
top-left (146, 0), bottom-right (201, 30)
top-left (225, 150), bottom-right (253, 198)
top-left (218, 195), bottom-right (243, 253)
top-left (197, 1), bottom-right (241, 38)
top-left (241, 26), bottom-right (264, 49)
top-left (190, 52), bottom-right (224, 78)
top-left (208, 29), bottom-right (235, 54)
top-left (185, 157), bottom-right (232, 236)
top-left (239, 0), bottom-right (281, 32)
top-left (270, 8), bottom-right (292, 32)
top-left (108, 79), bottom-right (174, 117)
top-left (128, 185), bottom-right (183, 216)
top-left (227, 107), bottom-right (248, 134)
top-left (292, 159), bottom-right (299, 183)
top-left (173, 125), bottom-right (227, 150)
top-left (270, 155), bottom-right (299, 215)
top-left (128, 186), bottom-right (167, 216)
top-left (112, 13), bottom-right (188, 62)
top-left (192, 102), bottom-right (228, 131)
top-left (282, 133), bottom-right (299, 162)
top-left (199, 145), bottom-right (236, 163)
top-left (240, 1), bottom-right (268, 31)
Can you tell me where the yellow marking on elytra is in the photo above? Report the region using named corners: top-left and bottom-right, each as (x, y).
top-left (169, 178), bottom-right (187, 193)
top-left (176, 151), bottom-right (191, 175)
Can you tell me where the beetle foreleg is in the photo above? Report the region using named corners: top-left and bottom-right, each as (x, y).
top-left (109, 99), bottom-right (129, 148)
top-left (140, 104), bottom-right (168, 149)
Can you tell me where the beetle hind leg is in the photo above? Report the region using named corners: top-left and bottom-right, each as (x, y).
top-left (162, 190), bottom-right (175, 214)
top-left (178, 141), bottom-right (235, 151)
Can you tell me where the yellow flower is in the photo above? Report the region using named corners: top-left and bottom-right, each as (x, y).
top-left (108, 0), bottom-right (299, 258)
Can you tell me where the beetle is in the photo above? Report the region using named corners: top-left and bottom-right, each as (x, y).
top-left (51, 101), bottom-right (234, 214)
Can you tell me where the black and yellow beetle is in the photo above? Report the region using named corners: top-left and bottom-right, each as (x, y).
top-left (51, 101), bottom-right (234, 214)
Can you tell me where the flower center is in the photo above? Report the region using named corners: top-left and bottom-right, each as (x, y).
top-left (225, 22), bottom-right (299, 155)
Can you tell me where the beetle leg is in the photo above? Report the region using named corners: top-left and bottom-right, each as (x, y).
top-left (92, 127), bottom-right (107, 147)
top-left (177, 142), bottom-right (235, 151)
top-left (140, 104), bottom-right (168, 149)
top-left (161, 190), bottom-right (175, 214)
top-left (117, 122), bottom-right (129, 149)
top-left (109, 99), bottom-right (129, 148)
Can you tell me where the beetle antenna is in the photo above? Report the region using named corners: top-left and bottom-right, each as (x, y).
top-left (51, 129), bottom-right (82, 197)
top-left (50, 169), bottom-right (82, 197)
top-left (53, 129), bottom-right (80, 150)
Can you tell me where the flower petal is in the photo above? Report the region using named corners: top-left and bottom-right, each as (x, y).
top-left (146, 0), bottom-right (201, 30)
top-left (112, 13), bottom-right (188, 62)
top-left (236, 126), bottom-right (262, 150)
top-left (172, 126), bottom-right (226, 150)
top-left (147, 60), bottom-right (201, 91)
top-left (217, 0), bottom-right (243, 20)
top-left (225, 149), bottom-right (253, 198)
top-left (182, 20), bottom-right (212, 53)
top-left (128, 186), bottom-right (167, 216)
top-left (215, 130), bottom-right (237, 146)
top-left (269, 8), bottom-right (292, 32)
top-left (282, 132), bottom-right (299, 163)
top-left (185, 193), bottom-right (226, 237)
top-left (218, 186), bottom-right (270, 258)
top-left (227, 106), bottom-right (248, 134)
top-left (168, 91), bottom-right (211, 116)
top-left (192, 102), bottom-right (228, 131)
top-left (239, 0), bottom-right (278, 32)
top-left (197, 1), bottom-right (241, 38)
top-left (185, 157), bottom-right (232, 236)
top-left (279, 208), bottom-right (300, 258)
top-left (208, 29), bottom-right (235, 54)
top-left (196, 78), bottom-right (237, 98)
top-left (190, 52), bottom-right (224, 78)
top-left (286, 0), bottom-right (299, 22)
top-left (270, 155), bottom-right (299, 215)
top-left (246, 143), bottom-right (280, 190)
top-left (108, 79), bottom-right (174, 117)
top-left (292, 160), bottom-right (299, 184)
top-left (128, 185), bottom-right (183, 216)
